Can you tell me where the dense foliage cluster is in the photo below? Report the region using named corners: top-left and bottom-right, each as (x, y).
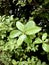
top-left (0, 0), bottom-right (49, 65)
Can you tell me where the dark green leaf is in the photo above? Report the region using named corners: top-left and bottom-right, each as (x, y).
top-left (24, 36), bottom-right (32, 44)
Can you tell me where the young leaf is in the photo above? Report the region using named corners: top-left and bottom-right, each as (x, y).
top-left (25, 21), bottom-right (36, 31)
top-left (42, 43), bottom-right (49, 52)
top-left (16, 34), bottom-right (26, 48)
top-left (25, 26), bottom-right (41, 35)
top-left (16, 21), bottom-right (24, 32)
top-left (34, 38), bottom-right (42, 44)
top-left (42, 33), bottom-right (47, 41)
top-left (9, 30), bottom-right (22, 38)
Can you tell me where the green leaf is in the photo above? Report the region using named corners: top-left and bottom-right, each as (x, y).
top-left (42, 43), bottom-right (49, 52)
top-left (12, 59), bottom-right (17, 65)
top-left (44, 39), bottom-right (49, 43)
top-left (44, 0), bottom-right (49, 4)
top-left (4, 39), bottom-right (17, 51)
top-left (16, 21), bottom-right (24, 32)
top-left (27, 0), bottom-right (32, 3)
top-left (9, 30), bottom-right (22, 38)
top-left (25, 21), bottom-right (36, 31)
top-left (37, 60), bottom-right (41, 65)
top-left (25, 26), bottom-right (41, 35)
top-left (29, 35), bottom-right (36, 39)
top-left (24, 36), bottom-right (32, 44)
top-left (16, 35), bottom-right (26, 48)
top-left (34, 38), bottom-right (42, 44)
top-left (42, 33), bottom-right (47, 41)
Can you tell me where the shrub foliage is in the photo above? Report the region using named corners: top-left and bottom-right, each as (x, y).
top-left (0, 0), bottom-right (49, 65)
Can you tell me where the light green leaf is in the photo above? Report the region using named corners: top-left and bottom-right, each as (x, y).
top-left (16, 35), bottom-right (26, 47)
top-left (25, 21), bottom-right (36, 31)
top-left (25, 26), bottom-right (41, 35)
top-left (16, 21), bottom-right (24, 32)
top-left (10, 30), bottom-right (22, 38)
top-left (37, 60), bottom-right (41, 65)
top-left (4, 39), bottom-right (17, 51)
top-left (12, 59), bottom-right (17, 65)
top-left (34, 38), bottom-right (42, 44)
top-left (42, 43), bottom-right (49, 52)
top-left (42, 33), bottom-right (47, 41)
top-left (44, 39), bottom-right (49, 43)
